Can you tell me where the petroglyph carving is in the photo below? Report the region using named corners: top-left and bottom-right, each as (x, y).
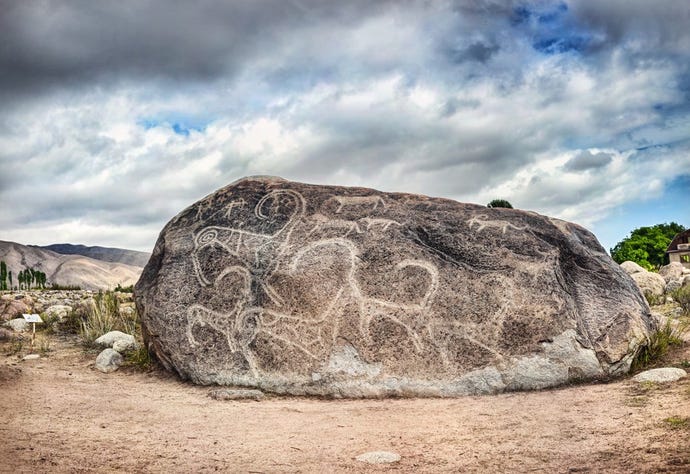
top-left (189, 191), bottom-right (439, 373)
top-left (223, 198), bottom-right (246, 219)
top-left (360, 217), bottom-right (401, 232)
top-left (191, 189), bottom-right (306, 307)
top-left (467, 214), bottom-right (528, 234)
top-left (333, 195), bottom-right (386, 213)
top-left (307, 213), bottom-right (363, 237)
top-left (290, 239), bottom-right (438, 353)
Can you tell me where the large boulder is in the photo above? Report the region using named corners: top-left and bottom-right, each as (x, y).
top-left (0, 297), bottom-right (32, 321)
top-left (135, 177), bottom-right (654, 397)
top-left (659, 262), bottom-right (685, 283)
top-left (620, 261), bottom-right (646, 275)
top-left (630, 271), bottom-right (666, 297)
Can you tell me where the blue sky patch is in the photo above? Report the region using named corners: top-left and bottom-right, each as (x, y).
top-left (138, 115), bottom-right (209, 136)
top-left (533, 35), bottom-right (590, 54)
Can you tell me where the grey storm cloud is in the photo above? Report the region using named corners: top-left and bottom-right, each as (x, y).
top-left (0, 0), bottom-right (395, 97)
top-left (563, 151), bottom-right (613, 172)
top-left (0, 0), bottom-right (689, 251)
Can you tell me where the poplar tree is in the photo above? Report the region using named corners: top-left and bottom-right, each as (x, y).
top-left (0, 261), bottom-right (6, 290)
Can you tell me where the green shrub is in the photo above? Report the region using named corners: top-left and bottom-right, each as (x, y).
top-left (61, 309), bottom-right (85, 334)
top-left (487, 199), bottom-right (513, 209)
top-left (39, 313), bottom-right (60, 335)
top-left (632, 321), bottom-right (687, 371)
top-left (125, 344), bottom-right (152, 371)
top-left (643, 290), bottom-right (664, 307)
top-left (671, 286), bottom-right (690, 315)
top-left (114, 283), bottom-right (134, 293)
top-left (49, 283), bottom-right (82, 291)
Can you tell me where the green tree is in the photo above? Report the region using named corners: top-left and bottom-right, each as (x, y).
top-left (610, 222), bottom-right (686, 270)
top-left (0, 261), bottom-right (6, 290)
top-left (487, 199), bottom-right (513, 209)
top-left (8, 270), bottom-right (13, 290)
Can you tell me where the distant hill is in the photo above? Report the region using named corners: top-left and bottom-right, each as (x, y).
top-left (0, 240), bottom-right (144, 290)
top-left (37, 243), bottom-right (151, 268)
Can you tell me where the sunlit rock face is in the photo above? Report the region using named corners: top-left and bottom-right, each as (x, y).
top-left (135, 176), bottom-right (654, 397)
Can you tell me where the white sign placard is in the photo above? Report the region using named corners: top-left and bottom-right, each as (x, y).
top-left (22, 314), bottom-right (43, 323)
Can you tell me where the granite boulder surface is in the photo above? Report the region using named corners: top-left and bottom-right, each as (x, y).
top-left (135, 177), bottom-right (654, 397)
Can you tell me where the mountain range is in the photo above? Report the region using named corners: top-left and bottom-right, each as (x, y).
top-left (0, 240), bottom-right (151, 290)
top-left (36, 243), bottom-right (150, 268)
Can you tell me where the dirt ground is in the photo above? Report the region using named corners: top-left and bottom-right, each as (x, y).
top-left (1, 333), bottom-right (689, 473)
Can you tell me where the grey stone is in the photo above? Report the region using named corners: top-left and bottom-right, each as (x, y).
top-left (659, 262), bottom-right (685, 283)
top-left (630, 271), bottom-right (666, 297)
top-left (45, 305), bottom-right (72, 321)
top-left (135, 177), bottom-right (654, 397)
top-left (95, 331), bottom-right (135, 349)
top-left (632, 367), bottom-right (687, 383)
top-left (112, 338), bottom-right (139, 354)
top-left (620, 261), bottom-right (646, 275)
top-left (6, 318), bottom-right (30, 332)
top-left (683, 275), bottom-right (690, 287)
top-left (666, 279), bottom-right (682, 294)
top-left (356, 451), bottom-right (401, 464)
top-left (95, 348), bottom-right (124, 373)
top-left (208, 388), bottom-right (264, 401)
top-left (22, 354), bottom-right (40, 361)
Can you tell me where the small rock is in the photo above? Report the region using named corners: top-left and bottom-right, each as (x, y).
top-left (45, 305), bottom-right (72, 321)
top-left (666, 279), bottom-right (682, 294)
top-left (112, 338), bottom-right (138, 354)
top-left (95, 331), bottom-right (136, 348)
top-left (95, 348), bottom-right (124, 373)
top-left (355, 451), bottom-right (401, 464)
top-left (22, 354), bottom-right (40, 361)
top-left (633, 367), bottom-right (687, 383)
top-left (6, 318), bottom-right (30, 332)
top-left (208, 388), bottom-right (264, 401)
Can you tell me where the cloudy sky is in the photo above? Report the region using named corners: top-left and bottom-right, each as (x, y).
top-left (1, 0), bottom-right (688, 253)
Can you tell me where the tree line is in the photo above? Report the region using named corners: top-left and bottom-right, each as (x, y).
top-left (0, 260), bottom-right (47, 290)
top-left (610, 222), bottom-right (685, 270)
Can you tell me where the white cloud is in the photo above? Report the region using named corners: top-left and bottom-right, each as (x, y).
top-left (1, 1), bottom-right (689, 252)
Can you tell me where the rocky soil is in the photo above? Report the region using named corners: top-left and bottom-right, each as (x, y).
top-left (1, 296), bottom-right (689, 473)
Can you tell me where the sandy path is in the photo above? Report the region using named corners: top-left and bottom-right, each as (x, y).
top-left (1, 336), bottom-right (689, 473)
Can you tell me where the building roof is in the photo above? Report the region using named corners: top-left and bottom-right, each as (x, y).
top-left (667, 229), bottom-right (690, 253)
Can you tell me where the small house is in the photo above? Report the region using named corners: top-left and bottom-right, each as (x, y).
top-left (667, 229), bottom-right (690, 268)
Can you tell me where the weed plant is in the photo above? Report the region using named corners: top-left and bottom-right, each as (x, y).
top-left (643, 290), bottom-right (663, 307)
top-left (631, 320), bottom-right (687, 371)
top-left (80, 290), bottom-right (137, 345)
top-left (671, 286), bottom-right (690, 315)
top-left (664, 416), bottom-right (690, 430)
top-left (125, 344), bottom-right (152, 370)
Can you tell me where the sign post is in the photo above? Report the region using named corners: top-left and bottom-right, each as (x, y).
top-left (22, 314), bottom-right (43, 350)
